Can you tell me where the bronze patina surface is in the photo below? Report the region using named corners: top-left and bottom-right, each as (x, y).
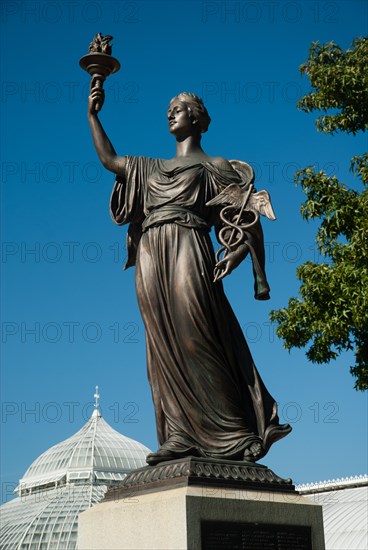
top-left (82, 40), bottom-right (291, 467)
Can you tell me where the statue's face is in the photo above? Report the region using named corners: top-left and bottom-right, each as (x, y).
top-left (167, 100), bottom-right (194, 136)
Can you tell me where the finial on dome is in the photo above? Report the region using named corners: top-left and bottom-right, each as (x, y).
top-left (92, 385), bottom-right (101, 418)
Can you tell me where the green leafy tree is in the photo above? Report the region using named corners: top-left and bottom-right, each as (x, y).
top-left (270, 38), bottom-right (368, 390)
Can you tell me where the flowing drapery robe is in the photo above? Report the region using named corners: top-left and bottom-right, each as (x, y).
top-left (110, 156), bottom-right (291, 459)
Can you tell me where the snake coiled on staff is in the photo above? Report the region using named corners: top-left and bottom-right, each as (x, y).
top-left (215, 205), bottom-right (260, 267)
top-left (206, 160), bottom-right (276, 282)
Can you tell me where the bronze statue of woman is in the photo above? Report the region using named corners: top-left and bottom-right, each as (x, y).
top-left (87, 87), bottom-right (291, 465)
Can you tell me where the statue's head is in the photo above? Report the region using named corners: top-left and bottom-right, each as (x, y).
top-left (168, 92), bottom-right (211, 135)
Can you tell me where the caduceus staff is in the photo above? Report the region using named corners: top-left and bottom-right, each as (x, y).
top-left (206, 176), bottom-right (276, 282)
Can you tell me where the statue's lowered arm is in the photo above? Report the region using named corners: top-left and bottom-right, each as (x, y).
top-left (207, 159), bottom-right (276, 298)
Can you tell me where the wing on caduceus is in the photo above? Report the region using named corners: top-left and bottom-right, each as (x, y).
top-left (207, 184), bottom-right (276, 220)
top-left (206, 159), bottom-right (276, 219)
top-left (247, 190), bottom-right (276, 220)
top-left (206, 184), bottom-right (245, 209)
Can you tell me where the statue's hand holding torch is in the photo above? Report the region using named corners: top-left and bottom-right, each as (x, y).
top-left (80, 33), bottom-right (120, 115)
top-left (88, 76), bottom-right (105, 115)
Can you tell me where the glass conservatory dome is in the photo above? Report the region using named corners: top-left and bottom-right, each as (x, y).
top-left (0, 392), bottom-right (151, 549)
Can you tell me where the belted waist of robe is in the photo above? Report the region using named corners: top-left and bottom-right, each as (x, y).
top-left (141, 205), bottom-right (210, 232)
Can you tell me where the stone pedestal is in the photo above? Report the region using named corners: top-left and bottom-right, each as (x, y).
top-left (78, 458), bottom-right (325, 549)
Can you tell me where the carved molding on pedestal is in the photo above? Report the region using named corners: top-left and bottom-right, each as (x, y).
top-left (103, 457), bottom-right (295, 501)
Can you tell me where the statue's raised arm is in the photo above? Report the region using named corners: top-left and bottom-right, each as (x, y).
top-left (80, 34), bottom-right (126, 176)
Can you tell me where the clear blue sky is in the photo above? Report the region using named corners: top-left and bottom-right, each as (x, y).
top-left (1, 0), bottom-right (367, 504)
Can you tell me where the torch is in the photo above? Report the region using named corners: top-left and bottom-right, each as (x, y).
top-left (79, 33), bottom-right (120, 111)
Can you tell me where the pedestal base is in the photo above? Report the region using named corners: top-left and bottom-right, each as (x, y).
top-left (78, 459), bottom-right (325, 549)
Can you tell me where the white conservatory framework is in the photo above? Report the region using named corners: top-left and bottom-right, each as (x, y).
top-left (297, 475), bottom-right (368, 550)
top-left (0, 394), bottom-right (151, 550)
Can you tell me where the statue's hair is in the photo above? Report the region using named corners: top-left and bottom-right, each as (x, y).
top-left (169, 92), bottom-right (211, 134)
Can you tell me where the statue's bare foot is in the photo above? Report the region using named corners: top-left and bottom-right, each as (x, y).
top-left (243, 442), bottom-right (264, 462)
